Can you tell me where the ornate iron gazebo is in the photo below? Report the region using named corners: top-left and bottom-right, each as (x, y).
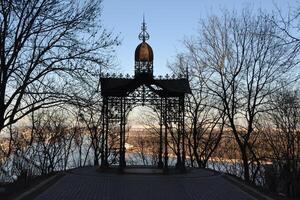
top-left (100, 19), bottom-right (191, 171)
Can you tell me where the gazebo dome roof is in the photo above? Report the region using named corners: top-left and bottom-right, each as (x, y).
top-left (135, 42), bottom-right (153, 62)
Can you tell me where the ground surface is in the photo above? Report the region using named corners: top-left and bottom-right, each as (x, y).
top-left (29, 166), bottom-right (261, 200)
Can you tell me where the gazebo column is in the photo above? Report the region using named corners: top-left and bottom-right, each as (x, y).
top-left (104, 98), bottom-right (109, 166)
top-left (100, 98), bottom-right (106, 167)
top-left (158, 98), bottom-right (163, 168)
top-left (122, 97), bottom-right (127, 168)
top-left (119, 97), bottom-right (123, 169)
top-left (175, 98), bottom-right (182, 169)
top-left (101, 97), bottom-right (109, 168)
top-left (119, 97), bottom-right (126, 169)
top-left (164, 98), bottom-right (169, 171)
top-left (181, 96), bottom-right (186, 171)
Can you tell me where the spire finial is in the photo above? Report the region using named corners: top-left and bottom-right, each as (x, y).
top-left (139, 15), bottom-right (149, 42)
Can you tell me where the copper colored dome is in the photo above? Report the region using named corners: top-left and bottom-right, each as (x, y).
top-left (135, 42), bottom-right (153, 62)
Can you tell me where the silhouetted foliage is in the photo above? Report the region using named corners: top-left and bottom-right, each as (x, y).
top-left (262, 88), bottom-right (300, 197)
top-left (170, 9), bottom-right (299, 184)
top-left (0, 0), bottom-right (119, 133)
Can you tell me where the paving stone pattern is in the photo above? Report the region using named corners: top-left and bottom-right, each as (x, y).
top-left (35, 167), bottom-right (257, 200)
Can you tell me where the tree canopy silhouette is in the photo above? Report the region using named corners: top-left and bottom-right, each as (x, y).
top-left (0, 0), bottom-right (119, 133)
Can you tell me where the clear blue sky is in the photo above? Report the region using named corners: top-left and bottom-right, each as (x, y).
top-left (102, 0), bottom-right (296, 75)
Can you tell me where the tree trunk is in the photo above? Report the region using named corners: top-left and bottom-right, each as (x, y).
top-left (94, 147), bottom-right (99, 166)
top-left (241, 147), bottom-right (250, 182)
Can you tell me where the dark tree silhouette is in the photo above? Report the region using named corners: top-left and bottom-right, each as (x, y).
top-left (0, 0), bottom-right (119, 133)
top-left (173, 10), bottom-right (299, 182)
top-left (168, 55), bottom-right (225, 168)
top-left (262, 88), bottom-right (300, 197)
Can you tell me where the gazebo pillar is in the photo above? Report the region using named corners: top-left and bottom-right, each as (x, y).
top-left (163, 98), bottom-right (169, 171)
top-left (119, 97), bottom-right (126, 169)
top-left (158, 98), bottom-right (164, 168)
top-left (101, 97), bottom-right (109, 168)
top-left (181, 96), bottom-right (186, 171)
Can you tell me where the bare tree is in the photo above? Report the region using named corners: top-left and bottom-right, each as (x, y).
top-left (0, 0), bottom-right (119, 133)
top-left (20, 108), bottom-right (68, 175)
top-left (273, 3), bottom-right (300, 61)
top-left (177, 10), bottom-right (299, 182)
top-left (71, 112), bottom-right (85, 167)
top-left (262, 88), bottom-right (300, 197)
top-left (169, 54), bottom-right (225, 168)
top-left (78, 101), bottom-right (103, 166)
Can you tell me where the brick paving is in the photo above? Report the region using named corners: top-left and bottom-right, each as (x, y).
top-left (34, 167), bottom-right (257, 200)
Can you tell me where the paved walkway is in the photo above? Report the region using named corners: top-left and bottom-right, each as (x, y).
top-left (34, 167), bottom-right (257, 200)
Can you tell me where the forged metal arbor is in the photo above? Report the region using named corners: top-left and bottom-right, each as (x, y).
top-left (100, 19), bottom-right (191, 170)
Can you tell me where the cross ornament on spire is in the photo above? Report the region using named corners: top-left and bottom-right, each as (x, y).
top-left (138, 15), bottom-right (150, 42)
